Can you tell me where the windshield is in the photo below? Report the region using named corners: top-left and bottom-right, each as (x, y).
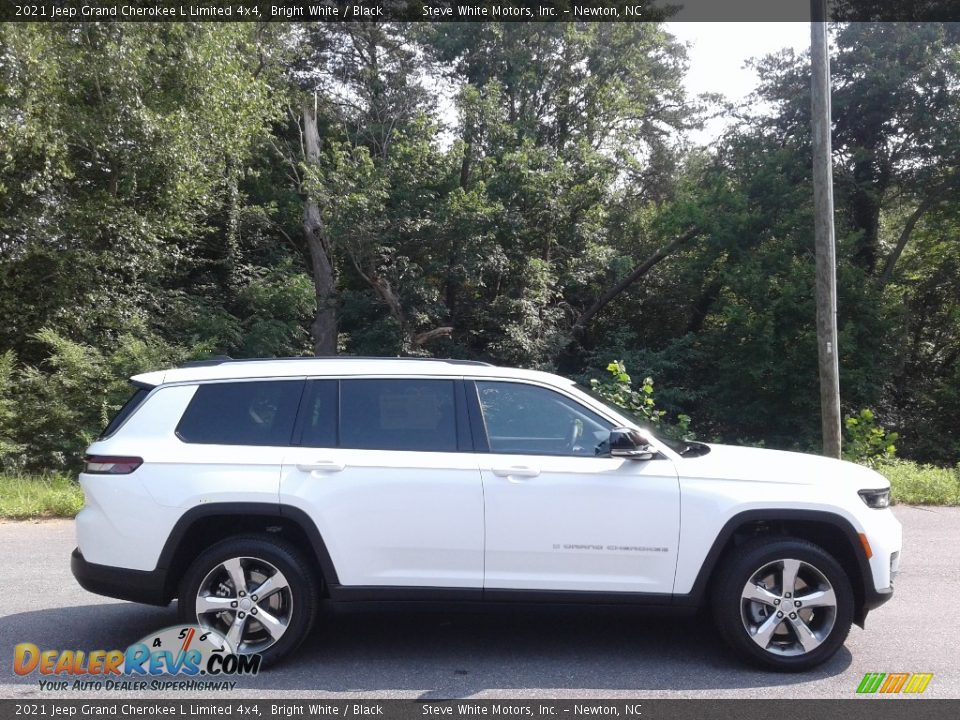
top-left (577, 384), bottom-right (688, 455)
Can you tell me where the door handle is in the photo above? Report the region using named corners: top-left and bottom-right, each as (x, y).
top-left (296, 460), bottom-right (345, 473)
top-left (491, 465), bottom-right (540, 479)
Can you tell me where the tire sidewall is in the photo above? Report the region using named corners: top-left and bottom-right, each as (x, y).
top-left (713, 538), bottom-right (854, 672)
top-left (178, 535), bottom-right (317, 667)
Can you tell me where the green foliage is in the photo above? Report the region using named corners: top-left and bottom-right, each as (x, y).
top-left (844, 408), bottom-right (898, 465)
top-left (7, 329), bottom-right (190, 473)
top-left (876, 460), bottom-right (960, 506)
top-left (0, 351), bottom-right (23, 462)
top-left (233, 263), bottom-right (315, 358)
top-left (881, 207), bottom-right (960, 466)
top-left (0, 473), bottom-right (84, 519)
top-left (589, 361), bottom-right (694, 441)
top-left (0, 23), bottom-right (280, 362)
top-left (590, 361), bottom-right (665, 426)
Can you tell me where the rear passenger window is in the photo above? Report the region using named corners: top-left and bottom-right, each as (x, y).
top-left (177, 381), bottom-right (303, 446)
top-left (339, 379), bottom-right (457, 452)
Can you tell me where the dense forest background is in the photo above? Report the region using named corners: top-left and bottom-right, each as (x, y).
top-left (1, 21), bottom-right (959, 472)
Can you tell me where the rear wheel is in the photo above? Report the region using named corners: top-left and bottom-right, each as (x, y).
top-left (712, 537), bottom-right (854, 671)
top-left (178, 535), bottom-right (318, 666)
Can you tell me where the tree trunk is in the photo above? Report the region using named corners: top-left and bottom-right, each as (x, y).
top-left (876, 194), bottom-right (939, 290)
top-left (459, 140), bottom-right (473, 189)
top-left (412, 326), bottom-right (454, 347)
top-left (348, 257), bottom-right (453, 352)
top-left (302, 100), bottom-right (338, 356)
top-left (685, 279), bottom-right (723, 335)
top-left (848, 164), bottom-right (883, 272)
top-left (445, 140), bottom-right (474, 328)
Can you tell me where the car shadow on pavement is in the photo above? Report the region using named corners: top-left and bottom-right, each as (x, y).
top-left (0, 601), bottom-right (852, 696)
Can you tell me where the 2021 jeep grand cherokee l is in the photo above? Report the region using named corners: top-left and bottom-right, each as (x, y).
top-left (71, 357), bottom-right (901, 670)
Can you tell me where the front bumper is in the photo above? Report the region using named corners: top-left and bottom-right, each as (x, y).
top-left (71, 547), bottom-right (170, 606)
top-left (862, 584), bottom-right (894, 612)
top-left (852, 507), bottom-right (901, 626)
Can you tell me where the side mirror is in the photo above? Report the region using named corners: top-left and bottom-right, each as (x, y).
top-left (608, 427), bottom-right (655, 460)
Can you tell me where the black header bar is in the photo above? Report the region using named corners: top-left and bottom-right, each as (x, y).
top-left (0, 700), bottom-right (959, 720)
top-left (4, 0), bottom-right (960, 23)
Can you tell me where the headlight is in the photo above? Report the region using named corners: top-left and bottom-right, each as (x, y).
top-left (858, 488), bottom-right (891, 509)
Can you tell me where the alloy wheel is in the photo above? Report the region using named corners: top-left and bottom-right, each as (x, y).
top-left (739, 557), bottom-right (838, 656)
top-left (194, 556), bottom-right (293, 654)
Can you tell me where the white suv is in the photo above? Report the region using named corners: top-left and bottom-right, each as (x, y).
top-left (72, 357), bottom-right (901, 670)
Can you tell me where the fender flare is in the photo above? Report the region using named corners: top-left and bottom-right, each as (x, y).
top-left (156, 502), bottom-right (341, 590)
top-left (676, 509), bottom-right (875, 613)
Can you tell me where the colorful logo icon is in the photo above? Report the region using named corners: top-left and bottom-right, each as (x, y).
top-left (856, 672), bottom-right (933, 694)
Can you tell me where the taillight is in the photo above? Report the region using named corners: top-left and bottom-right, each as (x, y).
top-left (83, 455), bottom-right (143, 474)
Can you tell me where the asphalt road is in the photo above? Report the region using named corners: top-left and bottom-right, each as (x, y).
top-left (0, 506), bottom-right (957, 700)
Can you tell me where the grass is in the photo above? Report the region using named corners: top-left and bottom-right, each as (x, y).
top-left (0, 473), bottom-right (84, 519)
top-left (876, 459), bottom-right (960, 506)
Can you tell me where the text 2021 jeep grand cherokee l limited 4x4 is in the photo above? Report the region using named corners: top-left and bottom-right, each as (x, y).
top-left (71, 357), bottom-right (901, 670)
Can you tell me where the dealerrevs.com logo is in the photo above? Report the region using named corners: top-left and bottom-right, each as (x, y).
top-left (856, 672), bottom-right (934, 694)
top-left (14, 625), bottom-right (260, 692)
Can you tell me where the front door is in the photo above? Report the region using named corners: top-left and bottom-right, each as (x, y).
top-left (471, 380), bottom-right (680, 595)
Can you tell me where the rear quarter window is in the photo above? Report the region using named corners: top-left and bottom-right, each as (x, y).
top-left (176, 380), bottom-right (304, 446)
top-left (99, 386), bottom-right (153, 439)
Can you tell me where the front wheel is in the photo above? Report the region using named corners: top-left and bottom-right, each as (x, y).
top-left (712, 537), bottom-right (854, 671)
top-left (178, 535), bottom-right (319, 666)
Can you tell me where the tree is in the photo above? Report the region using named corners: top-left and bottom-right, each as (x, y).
top-left (747, 24), bottom-right (960, 276)
top-left (282, 23), bottom-right (445, 353)
top-left (423, 22), bottom-right (697, 364)
top-left (0, 23), bottom-right (280, 360)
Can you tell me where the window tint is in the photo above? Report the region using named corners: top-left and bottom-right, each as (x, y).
top-left (339, 379), bottom-right (457, 452)
top-left (177, 380), bottom-right (303, 446)
top-left (100, 385), bottom-right (152, 438)
top-left (475, 381), bottom-right (613, 456)
top-left (299, 380), bottom-right (338, 448)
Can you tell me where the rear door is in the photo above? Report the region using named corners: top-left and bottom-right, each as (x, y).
top-left (280, 377), bottom-right (484, 591)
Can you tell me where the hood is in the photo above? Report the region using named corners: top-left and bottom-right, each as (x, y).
top-left (675, 443), bottom-right (889, 490)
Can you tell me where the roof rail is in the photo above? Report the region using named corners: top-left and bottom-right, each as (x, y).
top-left (179, 356), bottom-right (493, 368)
top-left (180, 355), bottom-right (234, 368)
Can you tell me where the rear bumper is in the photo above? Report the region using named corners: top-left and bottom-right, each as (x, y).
top-left (71, 547), bottom-right (170, 606)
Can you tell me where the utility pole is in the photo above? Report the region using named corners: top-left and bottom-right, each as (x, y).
top-left (810, 0), bottom-right (842, 458)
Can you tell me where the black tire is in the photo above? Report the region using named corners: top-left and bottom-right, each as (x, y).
top-left (178, 535), bottom-right (319, 667)
top-left (711, 536), bottom-right (854, 672)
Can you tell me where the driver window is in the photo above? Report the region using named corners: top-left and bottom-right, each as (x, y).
top-left (475, 381), bottom-right (613, 456)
